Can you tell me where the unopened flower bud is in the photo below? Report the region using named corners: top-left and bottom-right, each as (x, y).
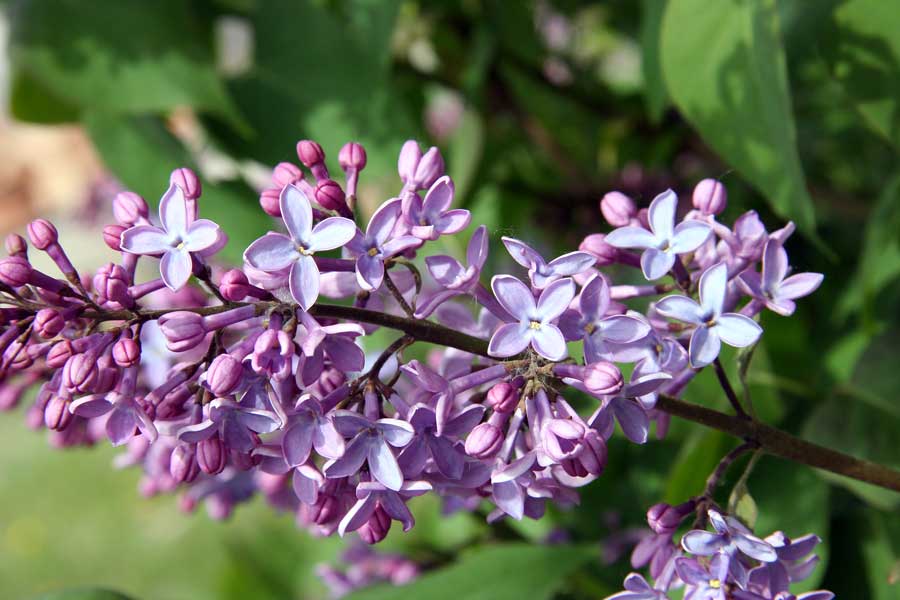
top-left (465, 423), bottom-right (503, 459)
top-left (272, 162), bottom-right (304, 187)
top-left (34, 309), bottom-right (65, 339)
top-left (112, 191), bottom-right (149, 225)
top-left (44, 394), bottom-right (73, 431)
top-left (112, 338), bottom-right (141, 368)
top-left (398, 140), bottom-right (422, 183)
top-left (170, 444), bottom-right (200, 483)
top-left (46, 340), bottom-right (74, 368)
top-left (647, 500), bottom-right (695, 534)
top-left (584, 361), bottom-right (623, 395)
top-left (103, 224), bottom-right (127, 252)
top-left (579, 234), bottom-right (619, 266)
top-left (0, 256), bottom-right (31, 287)
top-left (692, 178), bottom-right (727, 216)
top-left (486, 382), bottom-right (518, 413)
top-left (197, 437), bottom-right (226, 475)
top-left (158, 311), bottom-right (207, 352)
top-left (600, 191), bottom-right (637, 227)
top-left (259, 187), bottom-right (282, 217)
top-left (338, 142), bottom-right (367, 171)
top-left (358, 506), bottom-right (392, 544)
top-left (309, 494), bottom-right (340, 526)
top-left (220, 269), bottom-right (250, 301)
top-left (170, 167), bottom-right (202, 200)
top-left (63, 352), bottom-right (99, 393)
top-left (93, 263), bottom-right (131, 305)
top-left (27, 219), bottom-right (59, 250)
top-left (5, 234), bottom-right (27, 257)
top-left (314, 179), bottom-right (346, 212)
top-left (206, 354), bottom-right (243, 396)
top-left (413, 147), bottom-right (444, 189)
top-left (296, 140), bottom-right (326, 169)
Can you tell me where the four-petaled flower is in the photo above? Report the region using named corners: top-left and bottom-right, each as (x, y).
top-left (656, 263), bottom-right (762, 367)
top-left (415, 225), bottom-right (489, 318)
top-left (405, 176), bottom-right (471, 240)
top-left (606, 573), bottom-right (671, 600)
top-left (121, 184), bottom-right (224, 291)
top-left (605, 189), bottom-right (711, 280)
top-left (488, 275), bottom-right (575, 361)
top-left (738, 239), bottom-right (823, 316)
top-left (346, 198), bottom-right (421, 291)
top-left (338, 480), bottom-right (432, 536)
top-left (243, 184), bottom-right (356, 310)
top-left (502, 236), bottom-right (596, 289)
top-left (675, 555), bottom-right (729, 600)
top-left (325, 411), bottom-right (415, 491)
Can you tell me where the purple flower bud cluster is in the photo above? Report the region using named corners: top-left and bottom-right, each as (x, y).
top-left (607, 506), bottom-right (832, 599)
top-left (0, 142), bottom-right (824, 555)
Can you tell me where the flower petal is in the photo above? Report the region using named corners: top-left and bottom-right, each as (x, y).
top-left (243, 233), bottom-right (297, 271)
top-left (689, 326), bottom-right (721, 367)
top-left (290, 254), bottom-right (320, 310)
top-left (598, 315), bottom-right (650, 343)
top-left (698, 262), bottom-right (728, 316)
top-left (184, 219), bottom-right (221, 252)
top-left (488, 322), bottom-right (532, 358)
top-left (656, 295), bottom-right (704, 324)
top-left (613, 397), bottom-right (649, 444)
top-left (435, 208), bottom-right (471, 235)
top-left (325, 434), bottom-right (369, 478)
top-left (537, 277), bottom-right (576, 321)
top-left (355, 254), bottom-right (385, 291)
top-left (422, 175), bottom-right (454, 219)
top-left (716, 314), bottom-right (762, 347)
top-left (368, 438), bottom-right (404, 490)
top-left (531, 324), bottom-right (568, 361)
top-left (367, 198), bottom-right (402, 245)
top-left (159, 183), bottom-right (188, 236)
top-left (380, 490), bottom-right (416, 531)
top-left (501, 237), bottom-right (544, 269)
top-left (283, 420), bottom-right (314, 467)
top-left (762, 238), bottom-right (789, 291)
top-left (377, 418), bottom-right (416, 446)
top-left (106, 405), bottom-right (137, 446)
top-left (338, 493), bottom-right (377, 535)
top-left (778, 272), bottom-right (823, 301)
top-left (491, 275), bottom-right (536, 320)
top-left (120, 225), bottom-right (170, 255)
top-left (640, 248), bottom-right (675, 280)
top-left (735, 533), bottom-right (778, 562)
top-left (313, 418), bottom-right (346, 460)
top-left (547, 251), bottom-right (596, 277)
top-left (647, 189), bottom-right (677, 239)
top-left (381, 235), bottom-right (422, 256)
top-left (426, 255), bottom-right (465, 286)
top-left (681, 530), bottom-right (726, 556)
top-left (492, 480), bottom-right (525, 520)
top-left (604, 226), bottom-right (656, 249)
top-left (160, 248), bottom-right (193, 291)
top-left (467, 225), bottom-right (489, 270)
top-left (579, 274), bottom-right (610, 319)
top-left (280, 184), bottom-right (313, 245)
top-left (310, 217), bottom-right (357, 252)
top-left (670, 221), bottom-right (711, 253)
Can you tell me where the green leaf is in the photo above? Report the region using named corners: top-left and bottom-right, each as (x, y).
top-left (9, 0), bottom-right (242, 126)
top-left (728, 482), bottom-right (758, 530)
top-left (31, 589), bottom-right (134, 600)
top-left (660, 0), bottom-right (816, 233)
top-left (640, 0), bottom-right (668, 122)
top-left (344, 543), bottom-right (595, 600)
top-left (84, 112), bottom-right (270, 264)
top-left (824, 0), bottom-right (900, 149)
top-left (9, 68), bottom-right (79, 124)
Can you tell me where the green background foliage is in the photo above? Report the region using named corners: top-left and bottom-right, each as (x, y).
top-left (2, 0), bottom-right (899, 598)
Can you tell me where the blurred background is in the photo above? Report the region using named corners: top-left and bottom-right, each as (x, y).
top-left (0, 0), bottom-right (898, 598)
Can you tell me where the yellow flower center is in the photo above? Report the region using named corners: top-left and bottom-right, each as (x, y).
top-left (368, 247), bottom-right (379, 257)
top-left (709, 579), bottom-right (721, 589)
top-left (584, 323), bottom-right (596, 334)
top-left (529, 321), bottom-right (542, 330)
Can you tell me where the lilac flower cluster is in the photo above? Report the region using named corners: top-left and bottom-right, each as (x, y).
top-left (608, 504), bottom-right (832, 600)
top-left (0, 138), bottom-right (824, 558)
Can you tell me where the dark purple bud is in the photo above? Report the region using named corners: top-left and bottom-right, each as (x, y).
top-left (636, 208), bottom-right (650, 229)
top-left (314, 179), bottom-right (346, 212)
top-left (579, 233), bottom-right (619, 266)
top-left (230, 448), bottom-right (258, 470)
top-left (220, 269), bottom-right (250, 301)
top-left (0, 256), bottom-right (33, 287)
top-left (563, 433), bottom-right (606, 477)
top-left (103, 224), bottom-right (127, 252)
top-left (309, 494), bottom-right (340, 526)
top-left (27, 218), bottom-right (59, 250)
top-left (600, 191), bottom-right (637, 227)
top-left (206, 354), bottom-right (243, 396)
top-left (170, 444), bottom-right (200, 483)
top-left (5, 233), bottom-right (27, 257)
top-left (338, 142), bottom-right (367, 171)
top-left (486, 382), bottom-right (518, 413)
top-left (112, 191), bottom-right (149, 225)
top-left (584, 361), bottom-right (623, 395)
top-left (197, 437), bottom-right (226, 475)
top-left (398, 140), bottom-right (422, 183)
top-left (259, 187), bottom-right (282, 217)
top-left (112, 338), bottom-right (140, 368)
top-left (647, 500), bottom-right (695, 534)
top-left (93, 357), bottom-right (119, 394)
top-left (93, 263), bottom-right (131, 305)
top-left (44, 394), bottom-right (72, 431)
top-left (414, 147), bottom-right (445, 189)
top-left (692, 178), bottom-right (727, 216)
top-left (358, 506), bottom-right (392, 544)
top-left (63, 352), bottom-right (99, 393)
top-left (46, 341), bottom-right (74, 369)
top-left (465, 423), bottom-right (503, 459)
top-left (296, 140), bottom-right (326, 168)
top-left (158, 311), bottom-right (207, 352)
top-left (272, 162), bottom-right (304, 187)
top-left (34, 309), bottom-right (65, 339)
top-left (170, 167), bottom-right (202, 200)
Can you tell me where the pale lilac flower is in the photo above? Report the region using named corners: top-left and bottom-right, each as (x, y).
top-left (682, 509), bottom-right (778, 586)
top-left (656, 263), bottom-right (762, 367)
top-left (606, 573), bottom-right (671, 600)
top-left (738, 240), bottom-right (823, 316)
top-left (398, 404), bottom-right (482, 479)
top-left (338, 480), bottom-right (432, 536)
top-left (559, 274), bottom-right (651, 362)
top-left (120, 184), bottom-right (224, 291)
top-left (405, 176), bottom-right (470, 241)
top-left (325, 411), bottom-right (415, 491)
top-left (69, 369), bottom-right (158, 446)
top-left (676, 555), bottom-right (729, 600)
top-left (243, 184), bottom-right (356, 310)
top-left (296, 312), bottom-right (365, 386)
top-left (282, 396), bottom-right (345, 467)
top-left (177, 397), bottom-right (281, 454)
top-left (488, 275), bottom-right (575, 360)
top-left (605, 189), bottom-right (711, 280)
top-left (491, 453), bottom-right (536, 520)
top-left (415, 225), bottom-right (489, 318)
top-left (588, 372), bottom-right (671, 443)
top-left (502, 236), bottom-right (596, 289)
top-left (346, 198), bottom-right (421, 291)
